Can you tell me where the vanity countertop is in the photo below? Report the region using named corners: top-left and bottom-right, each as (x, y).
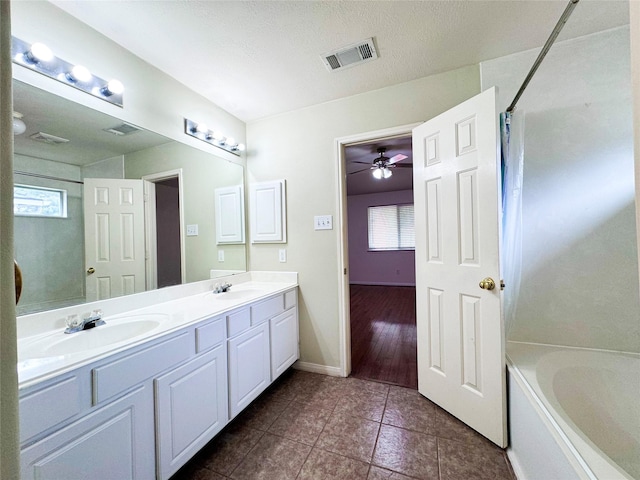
top-left (17, 272), bottom-right (298, 389)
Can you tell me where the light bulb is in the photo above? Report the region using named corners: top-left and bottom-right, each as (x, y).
top-left (225, 137), bottom-right (237, 147)
top-left (372, 168), bottom-right (383, 180)
top-left (25, 42), bottom-right (53, 63)
top-left (66, 65), bottom-right (92, 83)
top-left (237, 143), bottom-right (246, 152)
top-left (13, 115), bottom-right (26, 135)
top-left (383, 168), bottom-right (393, 179)
top-left (195, 123), bottom-right (208, 134)
top-left (101, 79), bottom-right (124, 97)
top-left (212, 131), bottom-right (225, 141)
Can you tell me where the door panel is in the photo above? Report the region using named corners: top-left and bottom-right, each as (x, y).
top-left (84, 179), bottom-right (145, 302)
top-left (413, 87), bottom-right (506, 447)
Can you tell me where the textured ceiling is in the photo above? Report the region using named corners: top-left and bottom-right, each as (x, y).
top-left (49, 0), bottom-right (630, 123)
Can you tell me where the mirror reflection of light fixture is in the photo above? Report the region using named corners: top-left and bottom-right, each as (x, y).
top-left (184, 119), bottom-right (245, 156)
top-left (11, 36), bottom-right (124, 107)
top-left (12, 112), bottom-right (26, 135)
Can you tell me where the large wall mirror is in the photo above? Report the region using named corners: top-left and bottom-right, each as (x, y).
top-left (13, 80), bottom-right (247, 315)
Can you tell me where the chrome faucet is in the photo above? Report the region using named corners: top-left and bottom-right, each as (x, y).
top-left (64, 309), bottom-right (106, 334)
top-left (213, 282), bottom-right (232, 294)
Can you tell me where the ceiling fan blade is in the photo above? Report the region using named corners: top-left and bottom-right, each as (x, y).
top-left (387, 153), bottom-right (408, 165)
top-left (393, 163), bottom-right (413, 168)
top-left (352, 160), bottom-right (374, 165)
top-left (348, 167), bottom-right (373, 175)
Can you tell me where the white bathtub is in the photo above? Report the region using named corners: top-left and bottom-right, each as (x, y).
top-left (507, 342), bottom-right (640, 480)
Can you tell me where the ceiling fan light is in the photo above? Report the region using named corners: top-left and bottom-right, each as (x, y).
top-left (372, 168), bottom-right (383, 180)
top-left (383, 167), bottom-right (392, 179)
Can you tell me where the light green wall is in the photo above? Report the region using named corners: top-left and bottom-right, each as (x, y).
top-left (125, 142), bottom-right (246, 282)
top-left (246, 65), bottom-right (480, 369)
top-left (482, 27), bottom-right (639, 353)
top-left (14, 156), bottom-right (85, 314)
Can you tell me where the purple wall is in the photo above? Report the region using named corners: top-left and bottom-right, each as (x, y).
top-left (347, 190), bottom-right (415, 286)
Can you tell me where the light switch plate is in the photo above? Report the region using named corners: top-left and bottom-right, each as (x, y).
top-left (218, 250), bottom-right (225, 262)
top-left (279, 249), bottom-right (287, 263)
top-left (314, 215), bottom-right (333, 230)
top-left (186, 224), bottom-right (199, 236)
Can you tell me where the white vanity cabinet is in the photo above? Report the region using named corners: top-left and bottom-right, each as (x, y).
top-left (20, 381), bottom-right (155, 480)
top-left (228, 288), bottom-right (299, 419)
top-left (155, 317), bottom-right (228, 480)
top-left (19, 284), bottom-right (298, 480)
top-left (228, 320), bottom-right (271, 418)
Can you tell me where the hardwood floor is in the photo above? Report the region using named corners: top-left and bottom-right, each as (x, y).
top-left (349, 284), bottom-right (417, 389)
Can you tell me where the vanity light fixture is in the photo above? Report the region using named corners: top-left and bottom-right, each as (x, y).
top-left (66, 65), bottom-right (92, 84)
top-left (184, 118), bottom-right (245, 156)
top-left (11, 36), bottom-right (125, 107)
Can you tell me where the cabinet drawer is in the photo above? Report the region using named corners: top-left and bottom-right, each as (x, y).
top-left (284, 289), bottom-right (297, 310)
top-left (227, 308), bottom-right (251, 338)
top-left (196, 317), bottom-right (225, 353)
top-left (20, 374), bottom-right (85, 443)
top-left (250, 294), bottom-right (284, 325)
top-left (92, 331), bottom-right (192, 404)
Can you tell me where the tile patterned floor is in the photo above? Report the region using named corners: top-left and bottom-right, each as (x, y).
top-left (171, 369), bottom-right (516, 480)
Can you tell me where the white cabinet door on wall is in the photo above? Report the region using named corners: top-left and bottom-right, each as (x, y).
top-left (270, 308), bottom-right (299, 380)
top-left (20, 386), bottom-right (154, 480)
top-left (249, 180), bottom-right (286, 243)
top-left (215, 185), bottom-right (245, 244)
top-left (228, 322), bottom-right (271, 418)
top-left (155, 344), bottom-right (228, 480)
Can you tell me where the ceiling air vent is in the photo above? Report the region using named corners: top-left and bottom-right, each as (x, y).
top-left (321, 38), bottom-right (378, 72)
top-left (104, 123), bottom-right (141, 136)
top-left (29, 132), bottom-right (70, 145)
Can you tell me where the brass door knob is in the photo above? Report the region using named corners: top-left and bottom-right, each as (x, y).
top-left (479, 277), bottom-right (496, 290)
top-left (87, 267), bottom-right (96, 275)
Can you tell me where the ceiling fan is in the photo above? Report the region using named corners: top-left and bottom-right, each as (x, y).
top-left (350, 147), bottom-right (410, 179)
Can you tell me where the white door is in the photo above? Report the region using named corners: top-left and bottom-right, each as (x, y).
top-left (413, 87), bottom-right (506, 447)
top-left (84, 178), bottom-right (145, 302)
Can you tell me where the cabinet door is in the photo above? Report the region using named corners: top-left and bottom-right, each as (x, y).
top-left (20, 385), bottom-right (154, 480)
top-left (155, 344), bottom-right (228, 480)
top-left (270, 308), bottom-right (299, 380)
top-left (228, 322), bottom-right (270, 419)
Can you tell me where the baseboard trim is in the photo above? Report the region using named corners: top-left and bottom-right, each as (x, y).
top-left (294, 361), bottom-right (343, 377)
top-left (507, 448), bottom-right (526, 480)
top-left (349, 281), bottom-right (416, 287)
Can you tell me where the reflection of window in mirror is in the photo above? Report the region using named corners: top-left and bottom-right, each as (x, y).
top-left (14, 184), bottom-right (68, 218)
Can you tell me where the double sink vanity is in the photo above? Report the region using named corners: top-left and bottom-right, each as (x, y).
top-left (16, 272), bottom-right (299, 480)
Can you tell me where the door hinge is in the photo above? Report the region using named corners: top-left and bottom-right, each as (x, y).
top-left (344, 268), bottom-right (347, 275)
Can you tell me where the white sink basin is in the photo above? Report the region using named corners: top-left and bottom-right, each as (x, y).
top-left (19, 314), bottom-right (167, 360)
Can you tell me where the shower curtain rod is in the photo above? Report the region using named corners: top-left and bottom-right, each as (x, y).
top-left (506, 0), bottom-right (580, 113)
top-left (14, 170), bottom-right (84, 185)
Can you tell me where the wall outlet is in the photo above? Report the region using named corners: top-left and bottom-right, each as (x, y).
top-left (278, 249), bottom-right (287, 263)
top-left (186, 224), bottom-right (199, 236)
top-left (218, 250), bottom-right (225, 262)
top-left (314, 215), bottom-right (333, 230)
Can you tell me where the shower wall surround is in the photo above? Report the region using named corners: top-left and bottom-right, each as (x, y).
top-left (481, 27), bottom-right (639, 353)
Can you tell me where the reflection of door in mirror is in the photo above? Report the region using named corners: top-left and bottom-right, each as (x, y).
top-left (84, 178), bottom-right (145, 302)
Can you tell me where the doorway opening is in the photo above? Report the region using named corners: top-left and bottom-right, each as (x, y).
top-left (142, 169), bottom-right (185, 290)
top-left (336, 123), bottom-right (420, 387)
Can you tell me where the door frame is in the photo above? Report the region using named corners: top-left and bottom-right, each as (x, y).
top-left (142, 169), bottom-right (186, 289)
top-left (334, 122), bottom-right (421, 377)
